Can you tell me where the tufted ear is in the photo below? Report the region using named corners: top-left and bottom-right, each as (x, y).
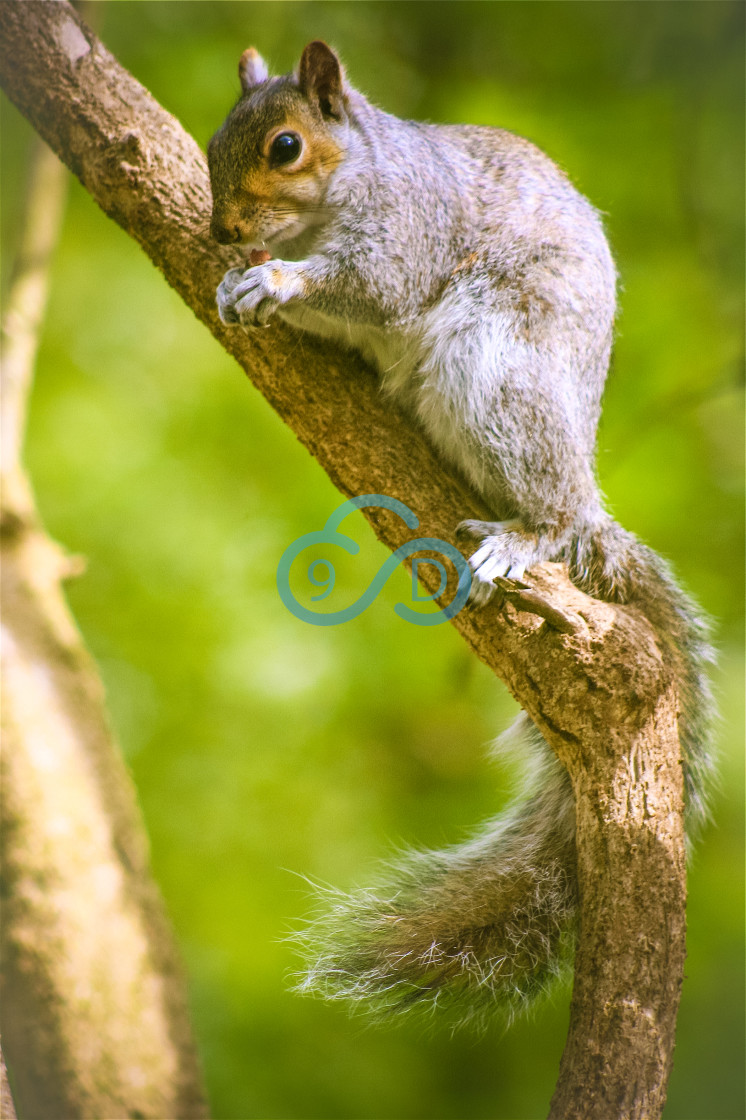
top-left (238, 47), bottom-right (269, 92)
top-left (298, 40), bottom-right (346, 120)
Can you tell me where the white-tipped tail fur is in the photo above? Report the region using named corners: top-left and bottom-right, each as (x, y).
top-left (295, 716), bottom-right (577, 1028)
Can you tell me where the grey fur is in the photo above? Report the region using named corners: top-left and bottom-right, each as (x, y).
top-left (209, 43), bottom-right (715, 1026)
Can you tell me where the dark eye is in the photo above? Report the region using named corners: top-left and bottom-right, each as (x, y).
top-left (270, 132), bottom-right (302, 166)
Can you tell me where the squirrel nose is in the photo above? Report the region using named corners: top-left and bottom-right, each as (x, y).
top-left (211, 219), bottom-right (241, 244)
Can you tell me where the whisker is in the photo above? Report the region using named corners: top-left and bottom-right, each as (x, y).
top-left (268, 206), bottom-right (332, 217)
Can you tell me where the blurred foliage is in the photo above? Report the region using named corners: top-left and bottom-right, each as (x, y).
top-left (1, 2), bottom-right (744, 1118)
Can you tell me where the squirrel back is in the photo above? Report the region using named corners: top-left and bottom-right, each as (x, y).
top-left (208, 41), bottom-right (715, 1026)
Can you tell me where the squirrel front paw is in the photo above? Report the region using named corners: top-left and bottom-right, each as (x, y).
top-left (217, 261), bottom-right (305, 328)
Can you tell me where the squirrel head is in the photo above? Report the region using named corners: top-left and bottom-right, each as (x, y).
top-left (208, 41), bottom-right (348, 248)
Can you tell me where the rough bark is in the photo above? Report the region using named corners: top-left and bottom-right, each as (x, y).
top-left (0, 133), bottom-right (208, 1118)
top-left (0, 4), bottom-right (689, 1117)
top-left (0, 1040), bottom-right (17, 1120)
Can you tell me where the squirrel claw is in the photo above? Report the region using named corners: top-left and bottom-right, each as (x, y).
top-left (466, 575), bottom-right (498, 606)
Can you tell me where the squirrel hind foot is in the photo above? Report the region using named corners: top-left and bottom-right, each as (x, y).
top-left (458, 519), bottom-right (538, 596)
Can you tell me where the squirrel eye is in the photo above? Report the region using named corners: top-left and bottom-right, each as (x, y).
top-left (270, 132), bottom-right (302, 166)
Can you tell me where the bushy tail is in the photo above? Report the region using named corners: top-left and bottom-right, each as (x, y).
top-left (296, 516), bottom-right (714, 1027)
top-left (296, 719), bottom-right (578, 1027)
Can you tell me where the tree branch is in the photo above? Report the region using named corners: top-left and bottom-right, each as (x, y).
top-left (0, 1039), bottom-right (17, 1120)
top-left (0, 4), bottom-right (688, 1117)
top-left (0, 98), bottom-right (207, 1120)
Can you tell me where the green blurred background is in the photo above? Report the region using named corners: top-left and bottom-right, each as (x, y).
top-left (2, 2), bottom-right (744, 1117)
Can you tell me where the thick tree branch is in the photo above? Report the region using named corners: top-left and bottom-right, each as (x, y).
top-left (0, 4), bottom-right (688, 1117)
top-left (0, 129), bottom-right (207, 1120)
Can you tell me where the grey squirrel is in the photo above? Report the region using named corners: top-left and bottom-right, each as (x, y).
top-left (208, 41), bottom-right (714, 1026)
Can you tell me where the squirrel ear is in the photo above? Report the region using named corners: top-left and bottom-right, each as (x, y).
top-left (239, 47), bottom-right (268, 92)
top-left (299, 40), bottom-right (346, 120)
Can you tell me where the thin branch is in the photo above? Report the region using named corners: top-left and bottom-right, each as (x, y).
top-left (1, 139), bottom-right (68, 490)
